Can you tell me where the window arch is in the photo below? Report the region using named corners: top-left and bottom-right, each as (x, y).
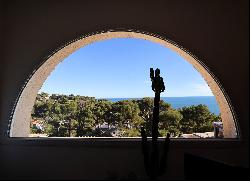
top-left (9, 30), bottom-right (239, 138)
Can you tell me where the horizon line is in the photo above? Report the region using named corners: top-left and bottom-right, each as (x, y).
top-left (98, 96), bottom-right (215, 99)
top-left (38, 92), bottom-right (215, 98)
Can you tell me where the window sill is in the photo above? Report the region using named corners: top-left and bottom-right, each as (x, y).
top-left (1, 137), bottom-right (241, 149)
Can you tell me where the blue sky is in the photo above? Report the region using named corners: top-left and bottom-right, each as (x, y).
top-left (39, 38), bottom-right (213, 98)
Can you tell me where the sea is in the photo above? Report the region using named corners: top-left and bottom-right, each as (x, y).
top-left (106, 96), bottom-right (220, 115)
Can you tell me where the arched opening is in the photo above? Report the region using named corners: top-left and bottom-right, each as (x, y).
top-left (9, 30), bottom-right (239, 138)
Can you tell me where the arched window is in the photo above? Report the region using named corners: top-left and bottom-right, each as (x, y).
top-left (9, 30), bottom-right (239, 139)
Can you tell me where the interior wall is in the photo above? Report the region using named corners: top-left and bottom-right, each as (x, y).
top-left (0, 0), bottom-right (249, 179)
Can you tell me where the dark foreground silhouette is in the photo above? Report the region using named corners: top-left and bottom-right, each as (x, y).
top-left (141, 68), bottom-right (170, 180)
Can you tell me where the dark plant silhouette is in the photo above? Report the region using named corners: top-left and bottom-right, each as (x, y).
top-left (141, 68), bottom-right (170, 180)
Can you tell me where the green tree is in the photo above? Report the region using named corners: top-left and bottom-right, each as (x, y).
top-left (31, 93), bottom-right (221, 138)
top-left (136, 97), bottom-right (154, 135)
top-left (60, 100), bottom-right (77, 137)
top-left (119, 100), bottom-right (143, 128)
top-left (136, 97), bottom-right (172, 136)
top-left (121, 128), bottom-right (141, 137)
top-left (75, 100), bottom-right (95, 137)
top-left (32, 99), bottom-right (53, 118)
top-left (112, 100), bottom-right (143, 130)
top-left (43, 115), bottom-right (62, 136)
top-left (159, 109), bottom-right (182, 137)
top-left (92, 99), bottom-right (112, 128)
top-left (179, 104), bottom-right (219, 133)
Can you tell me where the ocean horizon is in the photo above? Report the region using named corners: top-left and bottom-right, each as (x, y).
top-left (101, 96), bottom-right (220, 115)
